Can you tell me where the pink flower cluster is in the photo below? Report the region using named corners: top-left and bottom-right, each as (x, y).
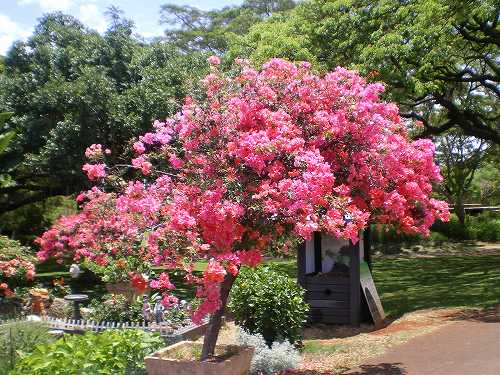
top-left (150, 272), bottom-right (175, 290)
top-left (82, 163), bottom-right (106, 180)
top-left (85, 144), bottom-right (110, 159)
top-left (36, 58), bottom-right (449, 323)
top-left (0, 258), bottom-right (35, 297)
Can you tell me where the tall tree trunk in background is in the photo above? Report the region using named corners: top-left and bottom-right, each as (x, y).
top-left (200, 272), bottom-right (236, 361)
top-left (455, 193), bottom-right (466, 227)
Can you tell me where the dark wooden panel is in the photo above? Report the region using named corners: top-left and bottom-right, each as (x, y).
top-left (306, 280), bottom-right (350, 292)
top-left (314, 232), bottom-right (322, 273)
top-left (309, 308), bottom-right (351, 324)
top-left (310, 307), bottom-right (350, 316)
top-left (305, 277), bottom-right (350, 286)
top-left (306, 290), bottom-right (349, 300)
top-left (320, 315), bottom-right (351, 324)
top-left (349, 243), bottom-right (361, 326)
top-left (308, 299), bottom-right (350, 309)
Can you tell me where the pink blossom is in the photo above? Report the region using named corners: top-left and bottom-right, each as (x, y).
top-left (131, 156), bottom-right (152, 175)
top-left (161, 294), bottom-right (179, 308)
top-left (150, 272), bottom-right (175, 290)
top-left (169, 153), bottom-right (184, 169)
top-left (207, 55), bottom-right (221, 65)
top-left (133, 141), bottom-right (145, 154)
top-left (85, 144), bottom-right (104, 159)
top-left (82, 163), bottom-right (106, 180)
top-left (204, 260), bottom-right (226, 283)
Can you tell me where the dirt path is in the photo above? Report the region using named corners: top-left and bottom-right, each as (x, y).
top-left (343, 317), bottom-right (500, 375)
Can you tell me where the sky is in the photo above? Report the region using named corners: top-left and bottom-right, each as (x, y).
top-left (0, 0), bottom-right (243, 55)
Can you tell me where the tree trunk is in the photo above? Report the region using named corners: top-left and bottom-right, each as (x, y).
top-left (455, 195), bottom-right (466, 226)
top-left (200, 272), bottom-right (236, 361)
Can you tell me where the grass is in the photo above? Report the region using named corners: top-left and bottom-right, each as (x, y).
top-left (303, 341), bottom-right (349, 354)
top-left (373, 255), bottom-right (500, 317)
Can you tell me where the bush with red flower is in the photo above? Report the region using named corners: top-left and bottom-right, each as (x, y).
top-left (35, 57), bottom-right (448, 358)
top-left (0, 235), bottom-right (36, 299)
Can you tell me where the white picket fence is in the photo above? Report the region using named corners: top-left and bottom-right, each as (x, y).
top-left (0, 316), bottom-right (202, 337)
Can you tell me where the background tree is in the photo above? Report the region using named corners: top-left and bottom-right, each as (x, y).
top-left (470, 156), bottom-right (500, 205)
top-left (435, 131), bottom-right (495, 225)
top-left (160, 0), bottom-right (296, 54)
top-left (230, 0), bottom-right (499, 143)
top-left (0, 112), bottom-right (14, 156)
top-left (0, 12), bottom-right (206, 217)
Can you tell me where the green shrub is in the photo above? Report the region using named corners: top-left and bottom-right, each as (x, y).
top-left (372, 211), bottom-right (500, 244)
top-left (12, 329), bottom-right (163, 375)
top-left (431, 214), bottom-right (468, 240)
top-left (432, 212), bottom-right (500, 241)
top-left (0, 236), bottom-right (34, 262)
top-left (467, 212), bottom-right (500, 242)
top-left (229, 266), bottom-right (309, 346)
top-left (0, 321), bottom-right (55, 374)
top-left (370, 224), bottom-right (423, 245)
top-left (85, 294), bottom-right (144, 323)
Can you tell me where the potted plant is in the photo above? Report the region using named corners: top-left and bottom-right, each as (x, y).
top-left (35, 56), bottom-right (449, 372)
top-left (145, 341), bottom-right (254, 375)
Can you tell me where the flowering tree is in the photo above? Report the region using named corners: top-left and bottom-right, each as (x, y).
top-left (36, 58), bottom-right (448, 359)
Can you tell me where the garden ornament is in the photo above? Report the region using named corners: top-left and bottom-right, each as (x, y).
top-left (27, 288), bottom-right (50, 317)
top-left (153, 294), bottom-right (164, 324)
top-left (142, 294), bottom-right (153, 322)
top-left (69, 263), bottom-right (82, 278)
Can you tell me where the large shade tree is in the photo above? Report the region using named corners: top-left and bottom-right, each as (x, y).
top-left (0, 12), bottom-right (206, 214)
top-left (435, 131), bottom-right (496, 225)
top-left (36, 58), bottom-right (448, 359)
top-left (160, 0), bottom-right (296, 53)
top-left (229, 0), bottom-right (500, 144)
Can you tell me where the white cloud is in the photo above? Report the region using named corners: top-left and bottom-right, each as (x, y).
top-left (0, 14), bottom-right (32, 55)
top-left (78, 4), bottom-right (106, 33)
top-left (17, 0), bottom-right (74, 12)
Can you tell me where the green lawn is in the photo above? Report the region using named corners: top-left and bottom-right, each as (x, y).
top-left (34, 255), bottom-right (500, 318)
top-left (271, 255), bottom-right (500, 318)
top-left (372, 255), bottom-right (500, 317)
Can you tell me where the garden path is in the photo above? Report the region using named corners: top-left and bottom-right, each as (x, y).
top-left (343, 311), bottom-right (500, 375)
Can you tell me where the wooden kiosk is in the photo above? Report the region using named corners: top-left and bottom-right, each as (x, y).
top-left (297, 228), bottom-right (385, 326)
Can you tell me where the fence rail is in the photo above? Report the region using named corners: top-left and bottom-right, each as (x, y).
top-left (0, 316), bottom-right (208, 339)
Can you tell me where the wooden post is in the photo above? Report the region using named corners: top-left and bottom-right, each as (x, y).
top-left (297, 241), bottom-right (306, 288)
top-left (313, 232), bottom-right (322, 274)
top-left (349, 242), bottom-right (361, 326)
top-left (363, 226), bottom-right (372, 271)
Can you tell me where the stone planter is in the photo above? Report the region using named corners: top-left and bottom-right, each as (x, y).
top-left (145, 341), bottom-right (254, 375)
top-left (105, 281), bottom-right (149, 302)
